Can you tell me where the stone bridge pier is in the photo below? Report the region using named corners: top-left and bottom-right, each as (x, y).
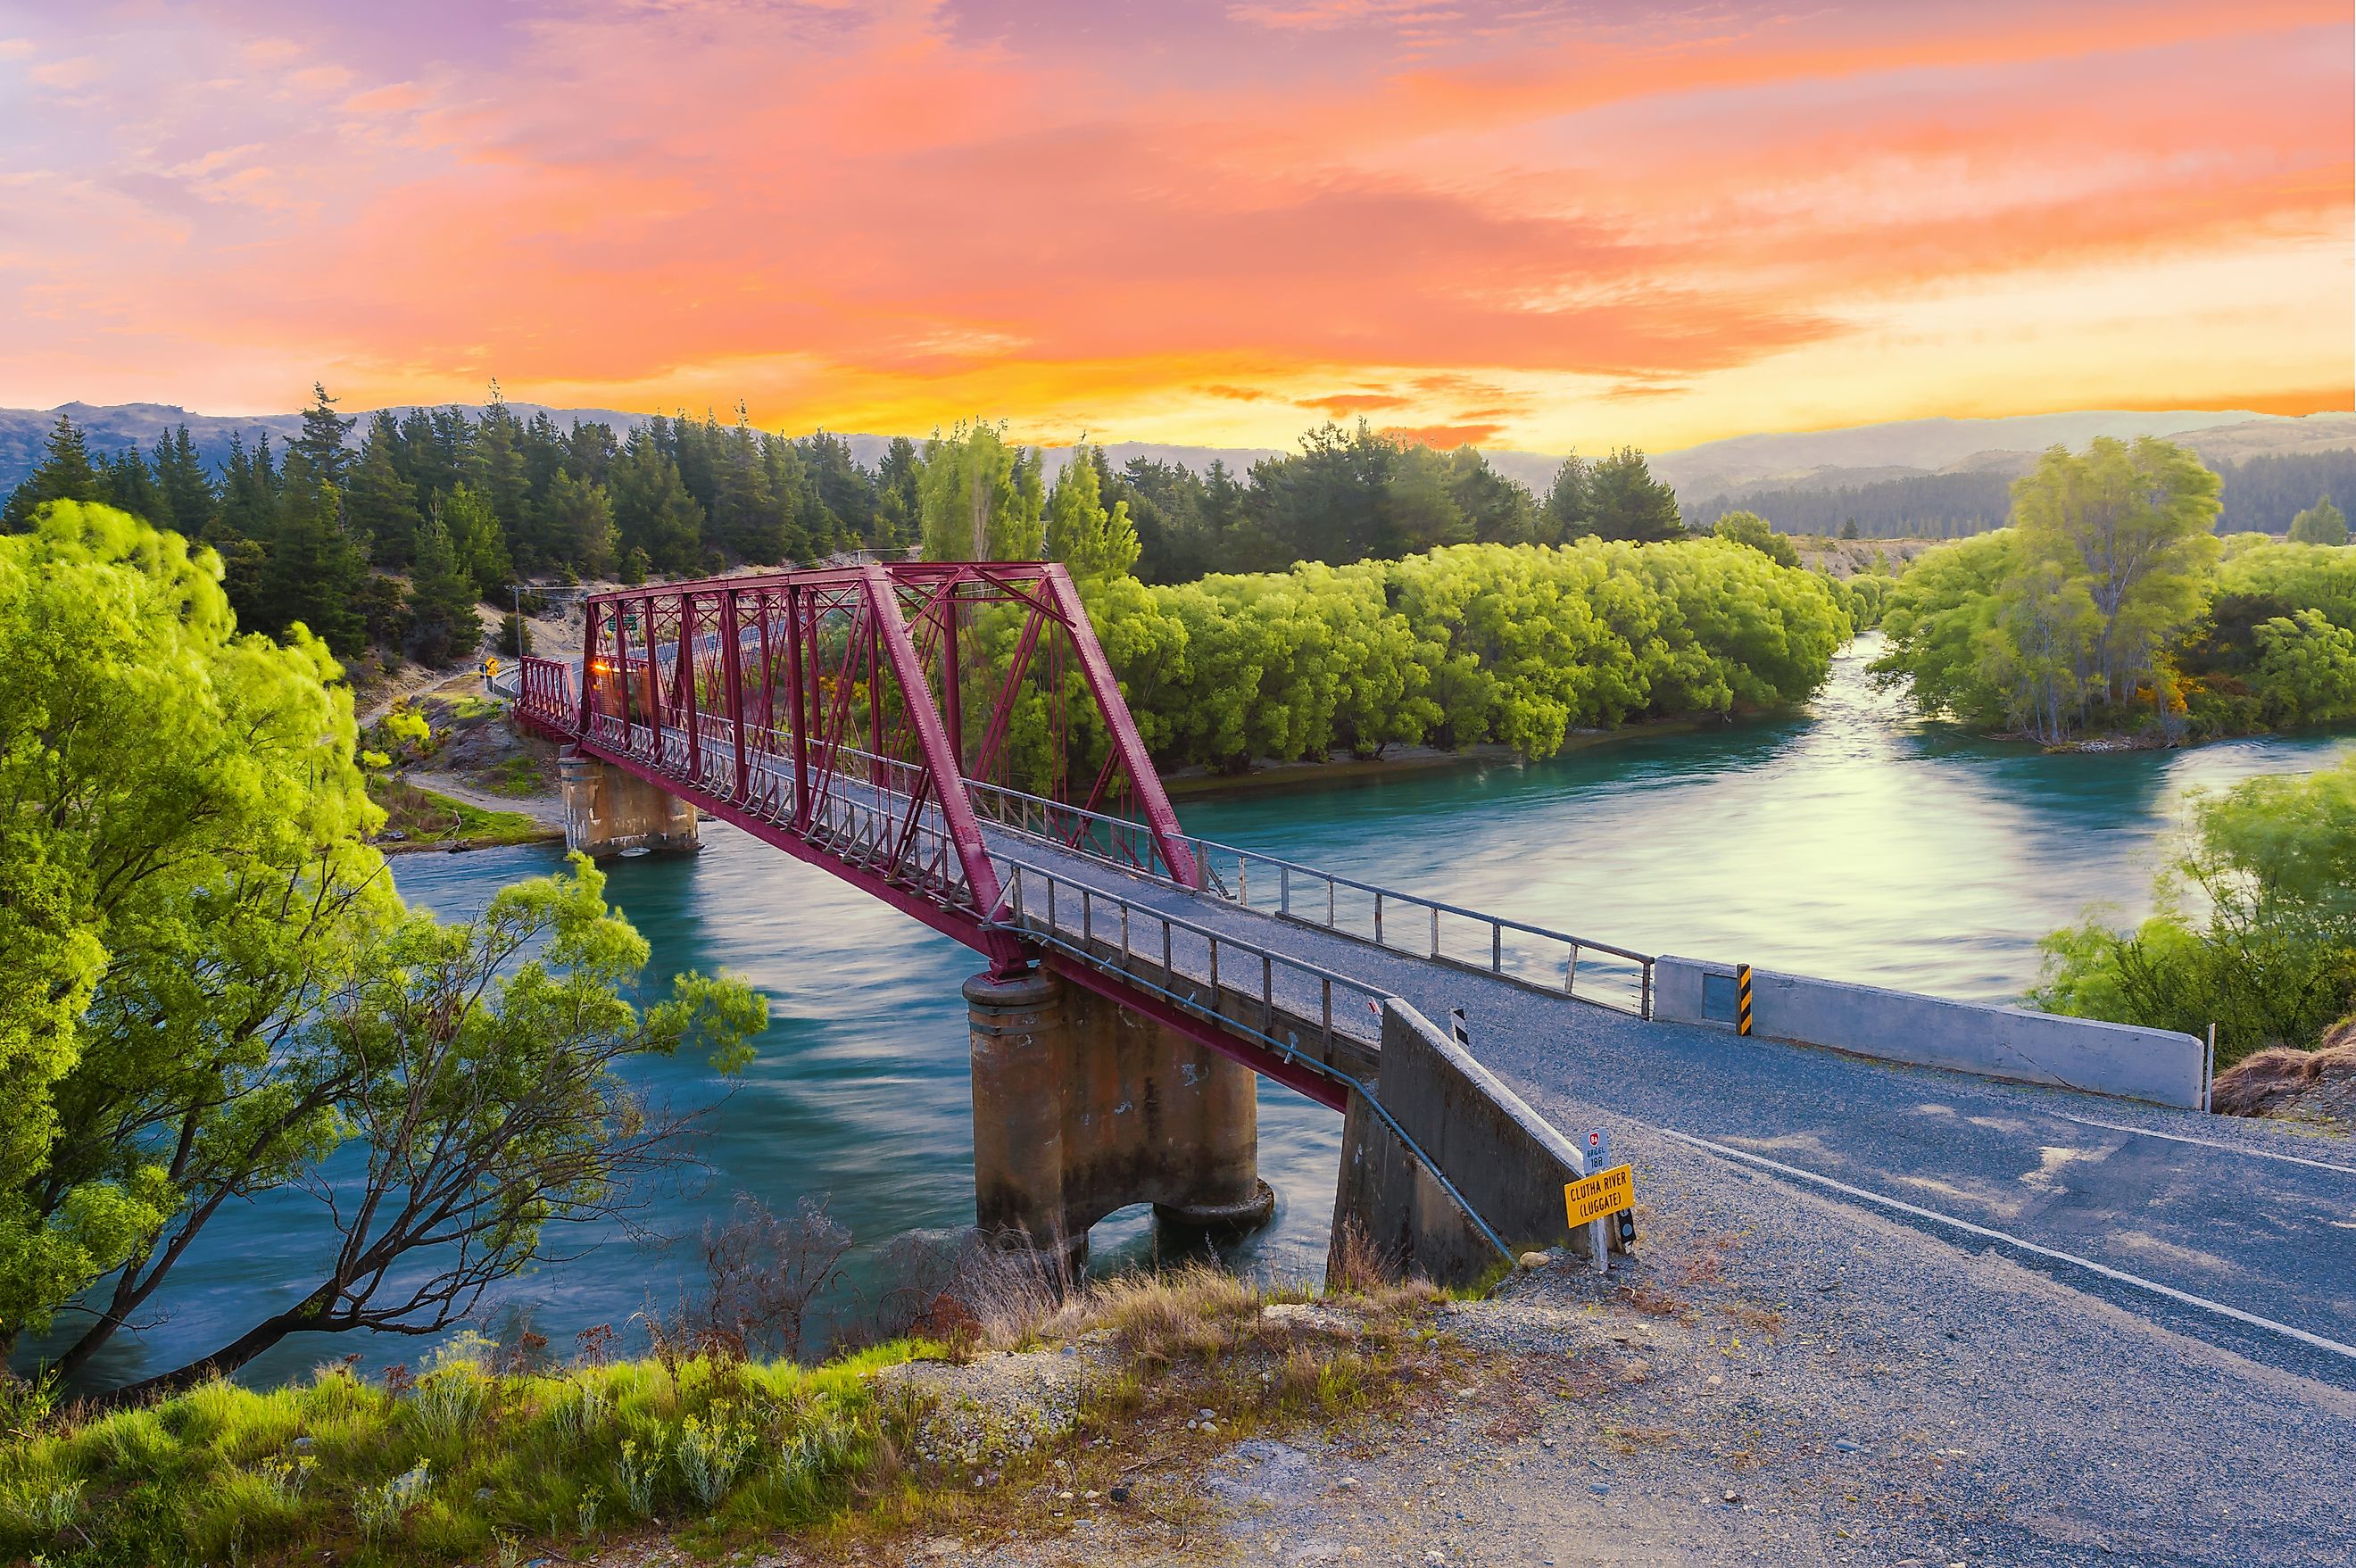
top-left (559, 751), bottom-right (701, 857)
top-left (964, 967), bottom-right (1275, 1272)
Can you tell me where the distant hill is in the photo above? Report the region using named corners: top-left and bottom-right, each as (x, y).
top-left (1645, 411), bottom-right (2283, 498)
top-left (4, 401), bottom-right (2348, 539)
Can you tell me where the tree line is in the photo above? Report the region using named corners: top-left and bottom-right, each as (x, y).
top-left (1871, 436), bottom-right (2356, 743)
top-left (1, 392), bottom-right (1697, 670)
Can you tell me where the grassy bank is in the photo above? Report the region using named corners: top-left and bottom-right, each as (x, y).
top-left (1, 1265), bottom-right (1448, 1565)
top-left (367, 776), bottom-right (560, 851)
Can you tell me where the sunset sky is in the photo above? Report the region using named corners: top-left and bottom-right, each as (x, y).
top-left (1, 1), bottom-right (2349, 453)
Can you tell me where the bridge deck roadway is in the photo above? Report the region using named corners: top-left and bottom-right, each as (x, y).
top-left (587, 729), bottom-right (2356, 1388)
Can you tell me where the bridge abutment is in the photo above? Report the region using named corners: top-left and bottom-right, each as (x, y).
top-left (1330, 1000), bottom-right (1604, 1286)
top-left (964, 967), bottom-right (1273, 1272)
top-left (559, 751), bottom-right (700, 858)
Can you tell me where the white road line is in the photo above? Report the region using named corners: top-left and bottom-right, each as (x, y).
top-left (2045, 1113), bottom-right (2356, 1178)
top-left (1658, 1128), bottom-right (2356, 1365)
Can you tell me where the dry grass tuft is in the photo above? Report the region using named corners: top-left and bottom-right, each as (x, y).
top-left (2211, 1040), bottom-right (2356, 1118)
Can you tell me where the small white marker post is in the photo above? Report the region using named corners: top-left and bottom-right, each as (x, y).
top-left (1585, 1127), bottom-right (1612, 1275)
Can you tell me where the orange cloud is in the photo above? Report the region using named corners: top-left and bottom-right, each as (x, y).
top-left (1379, 422), bottom-right (1506, 449)
top-left (1302, 393), bottom-right (1412, 414)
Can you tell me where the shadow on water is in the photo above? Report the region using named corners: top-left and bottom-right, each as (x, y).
top-left (35, 640), bottom-right (2351, 1390)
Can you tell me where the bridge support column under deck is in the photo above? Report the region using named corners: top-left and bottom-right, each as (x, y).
top-left (964, 967), bottom-right (1273, 1272)
top-left (559, 751), bottom-right (701, 857)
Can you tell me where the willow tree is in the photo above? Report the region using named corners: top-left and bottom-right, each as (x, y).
top-left (2011, 436), bottom-right (2220, 720)
top-left (1044, 442), bottom-right (1141, 577)
top-left (918, 421), bottom-right (1043, 561)
top-left (0, 502), bottom-right (374, 1348)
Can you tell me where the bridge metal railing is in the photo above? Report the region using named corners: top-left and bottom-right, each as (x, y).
top-left (966, 777), bottom-right (1187, 882)
top-left (983, 852), bottom-right (1389, 1066)
top-left (962, 775), bottom-right (1655, 1019)
top-left (1178, 839), bottom-right (1655, 1020)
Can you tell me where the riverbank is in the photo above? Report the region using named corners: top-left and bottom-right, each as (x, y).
top-left (1163, 719), bottom-right (1718, 801)
top-left (369, 774), bottom-right (562, 854)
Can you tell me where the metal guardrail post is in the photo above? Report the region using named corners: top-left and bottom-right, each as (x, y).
top-left (1430, 905), bottom-right (1439, 958)
top-left (1492, 924), bottom-right (1503, 973)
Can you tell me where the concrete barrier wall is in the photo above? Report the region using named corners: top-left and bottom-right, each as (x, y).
top-left (1330, 1000), bottom-right (1600, 1284)
top-left (1653, 956), bottom-right (2205, 1109)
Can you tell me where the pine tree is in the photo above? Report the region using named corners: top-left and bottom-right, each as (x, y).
top-left (875, 436), bottom-right (921, 550)
top-left (475, 384), bottom-right (535, 566)
top-left (97, 449), bottom-right (163, 523)
top-left (153, 427), bottom-right (217, 539)
top-left (3, 414), bottom-right (101, 526)
top-left (345, 429), bottom-right (422, 567)
top-left (543, 469), bottom-right (616, 577)
top-left (405, 516), bottom-right (485, 666)
top-left (215, 431), bottom-right (279, 542)
top-left (610, 433), bottom-right (705, 574)
top-left (294, 382), bottom-right (355, 486)
top-left (712, 408), bottom-right (786, 561)
top-left (440, 483), bottom-right (513, 596)
top-left (256, 450), bottom-right (365, 654)
top-left (1583, 448), bottom-right (1682, 543)
top-left (1538, 454), bottom-right (1592, 544)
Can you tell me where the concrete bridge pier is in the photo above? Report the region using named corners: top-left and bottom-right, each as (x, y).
top-left (559, 751), bottom-right (701, 857)
top-left (964, 967), bottom-right (1275, 1274)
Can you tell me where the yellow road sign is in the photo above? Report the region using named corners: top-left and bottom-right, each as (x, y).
top-left (1564, 1164), bottom-right (1635, 1228)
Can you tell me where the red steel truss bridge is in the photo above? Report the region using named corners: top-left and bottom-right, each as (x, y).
top-left (515, 560), bottom-right (1657, 1115)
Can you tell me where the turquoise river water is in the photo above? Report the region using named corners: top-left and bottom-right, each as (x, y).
top-left (49, 640), bottom-right (2352, 1390)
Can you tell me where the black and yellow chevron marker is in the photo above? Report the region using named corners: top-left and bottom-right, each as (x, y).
top-left (1736, 963), bottom-right (1755, 1036)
